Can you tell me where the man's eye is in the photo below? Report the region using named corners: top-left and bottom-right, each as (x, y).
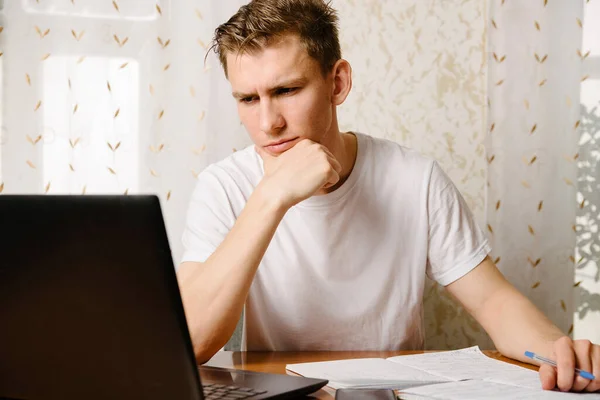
top-left (277, 88), bottom-right (297, 95)
top-left (241, 96), bottom-right (257, 104)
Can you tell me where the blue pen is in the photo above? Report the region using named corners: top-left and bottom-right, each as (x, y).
top-left (525, 351), bottom-right (596, 381)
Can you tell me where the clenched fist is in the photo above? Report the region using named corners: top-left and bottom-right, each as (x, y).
top-left (255, 139), bottom-right (342, 210)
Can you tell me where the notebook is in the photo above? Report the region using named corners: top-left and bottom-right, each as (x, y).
top-left (287, 346), bottom-right (600, 398)
top-left (287, 346), bottom-right (538, 389)
top-left (399, 379), bottom-right (600, 400)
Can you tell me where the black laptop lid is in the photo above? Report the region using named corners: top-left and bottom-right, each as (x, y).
top-left (0, 195), bottom-right (203, 400)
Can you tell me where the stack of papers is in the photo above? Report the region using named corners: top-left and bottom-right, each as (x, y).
top-left (286, 346), bottom-right (600, 399)
top-left (400, 380), bottom-right (600, 400)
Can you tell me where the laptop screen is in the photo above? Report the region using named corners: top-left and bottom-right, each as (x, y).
top-left (0, 195), bottom-right (203, 400)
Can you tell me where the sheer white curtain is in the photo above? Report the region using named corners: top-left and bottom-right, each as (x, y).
top-left (487, 0), bottom-right (600, 341)
top-left (8, 0), bottom-right (595, 352)
top-left (1, 0), bottom-right (494, 351)
top-left (0, 0), bottom-right (248, 262)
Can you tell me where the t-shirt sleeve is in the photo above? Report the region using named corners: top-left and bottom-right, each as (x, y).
top-left (425, 161), bottom-right (491, 286)
top-left (180, 166), bottom-right (236, 265)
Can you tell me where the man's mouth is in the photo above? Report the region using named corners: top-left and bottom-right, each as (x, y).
top-left (265, 137), bottom-right (299, 154)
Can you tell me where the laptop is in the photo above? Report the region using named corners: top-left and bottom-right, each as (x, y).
top-left (0, 195), bottom-right (327, 400)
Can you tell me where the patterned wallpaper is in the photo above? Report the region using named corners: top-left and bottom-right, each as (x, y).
top-left (334, 0), bottom-right (492, 349)
top-left (6, 0), bottom-right (589, 352)
top-left (0, 0), bottom-right (492, 351)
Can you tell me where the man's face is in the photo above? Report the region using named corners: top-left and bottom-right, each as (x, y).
top-left (227, 34), bottom-right (336, 156)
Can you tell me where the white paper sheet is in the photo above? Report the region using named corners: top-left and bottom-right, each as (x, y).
top-left (387, 346), bottom-right (541, 389)
top-left (286, 357), bottom-right (450, 389)
top-left (286, 347), bottom-right (600, 396)
top-left (399, 380), bottom-right (600, 400)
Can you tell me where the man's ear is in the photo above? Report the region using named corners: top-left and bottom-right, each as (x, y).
top-left (330, 59), bottom-right (352, 106)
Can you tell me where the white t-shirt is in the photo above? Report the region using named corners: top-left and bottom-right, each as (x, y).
top-left (182, 133), bottom-right (490, 351)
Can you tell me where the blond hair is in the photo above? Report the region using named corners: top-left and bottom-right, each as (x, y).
top-left (211, 0), bottom-right (341, 77)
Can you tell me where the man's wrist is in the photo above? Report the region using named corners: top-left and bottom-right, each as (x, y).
top-left (253, 180), bottom-right (290, 217)
top-left (539, 331), bottom-right (568, 357)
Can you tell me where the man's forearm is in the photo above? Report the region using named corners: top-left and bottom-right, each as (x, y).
top-left (178, 182), bottom-right (287, 363)
top-left (448, 259), bottom-right (599, 392)
top-left (480, 284), bottom-right (565, 364)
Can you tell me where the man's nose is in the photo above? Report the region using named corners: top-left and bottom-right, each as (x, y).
top-left (259, 100), bottom-right (285, 135)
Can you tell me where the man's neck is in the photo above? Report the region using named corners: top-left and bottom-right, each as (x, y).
top-left (320, 131), bottom-right (358, 194)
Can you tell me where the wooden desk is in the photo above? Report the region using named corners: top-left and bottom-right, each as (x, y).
top-left (205, 351), bottom-right (539, 399)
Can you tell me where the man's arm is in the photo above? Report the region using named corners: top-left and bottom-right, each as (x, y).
top-left (446, 257), bottom-right (600, 392)
top-left (177, 139), bottom-right (341, 364)
top-left (178, 184), bottom-right (287, 364)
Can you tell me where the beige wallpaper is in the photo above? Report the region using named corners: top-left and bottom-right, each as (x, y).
top-left (333, 0), bottom-right (492, 350)
top-left (2, 0), bottom-right (592, 352)
top-left (0, 0), bottom-right (491, 351)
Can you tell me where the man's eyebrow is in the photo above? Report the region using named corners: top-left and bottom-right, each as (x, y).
top-left (232, 91), bottom-right (255, 100)
top-left (231, 77), bottom-right (308, 100)
top-left (268, 77), bottom-right (307, 92)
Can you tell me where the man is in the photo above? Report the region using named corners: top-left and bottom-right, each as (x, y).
top-left (177, 0), bottom-right (599, 393)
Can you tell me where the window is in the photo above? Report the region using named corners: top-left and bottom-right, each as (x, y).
top-left (42, 56), bottom-right (140, 194)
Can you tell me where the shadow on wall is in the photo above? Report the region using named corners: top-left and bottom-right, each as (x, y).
top-left (225, 316), bottom-right (243, 351)
top-left (575, 101), bottom-right (600, 320)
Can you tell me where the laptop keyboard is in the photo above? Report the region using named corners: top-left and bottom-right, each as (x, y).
top-left (202, 383), bottom-right (267, 399)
